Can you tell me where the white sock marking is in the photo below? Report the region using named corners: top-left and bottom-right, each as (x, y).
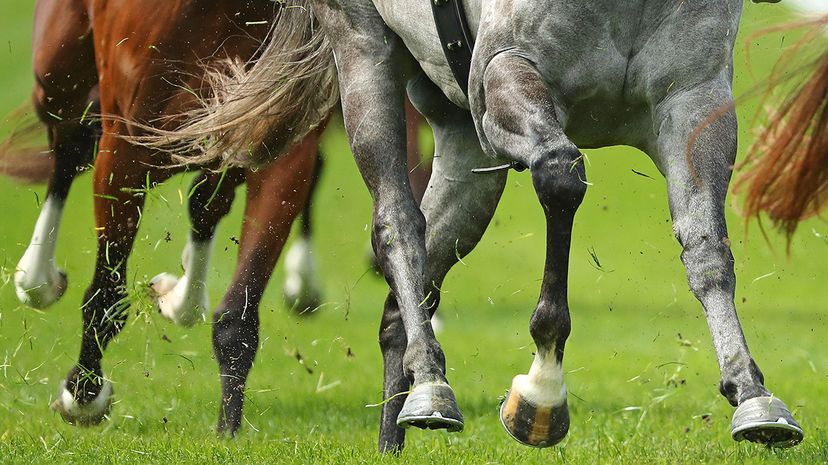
top-left (152, 236), bottom-right (212, 326)
top-left (283, 236), bottom-right (321, 308)
top-left (15, 197), bottom-right (66, 308)
top-left (513, 349), bottom-right (567, 407)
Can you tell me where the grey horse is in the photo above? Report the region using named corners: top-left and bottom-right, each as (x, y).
top-left (147, 0), bottom-right (802, 453)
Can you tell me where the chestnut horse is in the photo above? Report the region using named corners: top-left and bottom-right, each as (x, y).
top-left (735, 14), bottom-right (828, 238)
top-left (0, 0), bottom-right (428, 435)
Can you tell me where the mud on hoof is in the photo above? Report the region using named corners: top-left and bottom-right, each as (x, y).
top-left (732, 396), bottom-right (803, 448)
top-left (499, 386), bottom-right (569, 448)
top-left (149, 272), bottom-right (208, 327)
top-left (397, 382), bottom-right (464, 432)
top-left (51, 378), bottom-right (113, 426)
top-left (14, 267), bottom-right (68, 309)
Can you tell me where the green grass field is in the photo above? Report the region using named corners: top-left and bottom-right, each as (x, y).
top-left (1, 2), bottom-right (827, 464)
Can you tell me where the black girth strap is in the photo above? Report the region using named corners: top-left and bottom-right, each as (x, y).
top-left (430, 0), bottom-right (475, 96)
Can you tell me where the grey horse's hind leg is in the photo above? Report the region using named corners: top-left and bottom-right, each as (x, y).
top-left (314, 1), bottom-right (461, 442)
top-left (475, 54), bottom-right (586, 448)
top-left (653, 83), bottom-right (802, 448)
top-left (378, 75), bottom-right (507, 453)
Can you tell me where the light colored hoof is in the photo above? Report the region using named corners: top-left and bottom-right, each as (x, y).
top-left (732, 396), bottom-right (803, 448)
top-left (397, 382), bottom-right (464, 432)
top-left (51, 379), bottom-right (113, 426)
top-left (149, 272), bottom-right (207, 327)
top-left (283, 238), bottom-right (322, 314)
top-left (14, 267), bottom-right (68, 309)
top-left (499, 378), bottom-right (569, 448)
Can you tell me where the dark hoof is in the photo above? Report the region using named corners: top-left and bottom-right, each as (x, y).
top-left (51, 379), bottom-right (113, 426)
top-left (397, 382), bottom-right (464, 432)
top-left (500, 389), bottom-right (569, 448)
top-left (732, 396), bottom-right (803, 448)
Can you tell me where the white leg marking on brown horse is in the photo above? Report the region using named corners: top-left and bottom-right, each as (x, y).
top-left (15, 197), bottom-right (67, 308)
top-left (150, 237), bottom-right (212, 326)
top-left (283, 236), bottom-right (322, 311)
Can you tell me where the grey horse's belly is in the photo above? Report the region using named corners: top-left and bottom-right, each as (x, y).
top-left (375, 0), bottom-right (739, 149)
top-left (507, 0), bottom-right (740, 148)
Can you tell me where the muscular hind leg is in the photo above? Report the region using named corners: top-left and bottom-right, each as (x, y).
top-left (52, 134), bottom-right (174, 425)
top-left (214, 138), bottom-right (318, 434)
top-left (379, 75), bottom-right (507, 452)
top-left (653, 83), bottom-right (802, 447)
top-left (150, 168), bottom-right (245, 326)
top-left (15, 0), bottom-right (98, 308)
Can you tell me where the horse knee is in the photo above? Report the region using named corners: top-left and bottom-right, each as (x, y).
top-left (371, 205), bottom-right (426, 274)
top-left (672, 216), bottom-right (734, 299)
top-left (530, 149), bottom-right (587, 214)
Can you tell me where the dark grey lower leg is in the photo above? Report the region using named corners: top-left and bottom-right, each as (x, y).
top-left (378, 74), bottom-right (507, 452)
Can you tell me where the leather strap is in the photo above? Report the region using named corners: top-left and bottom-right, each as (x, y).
top-left (430, 0), bottom-right (475, 96)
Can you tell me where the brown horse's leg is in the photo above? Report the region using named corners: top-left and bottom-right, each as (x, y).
top-left (214, 135), bottom-right (318, 435)
top-left (150, 168), bottom-right (245, 326)
top-left (283, 148), bottom-right (324, 313)
top-left (15, 0), bottom-right (98, 309)
top-left (51, 133), bottom-right (174, 425)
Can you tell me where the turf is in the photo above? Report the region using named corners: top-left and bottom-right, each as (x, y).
top-left (1, 2), bottom-right (827, 464)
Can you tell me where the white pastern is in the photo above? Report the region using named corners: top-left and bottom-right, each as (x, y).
top-left (15, 197), bottom-right (67, 309)
top-left (52, 377), bottom-right (113, 425)
top-left (283, 236), bottom-right (322, 309)
top-left (150, 237), bottom-right (212, 327)
top-left (512, 350), bottom-right (567, 408)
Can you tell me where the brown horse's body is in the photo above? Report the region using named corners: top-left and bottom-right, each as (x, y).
top-left (736, 15), bottom-right (828, 238)
top-left (5, 0), bottom-right (428, 434)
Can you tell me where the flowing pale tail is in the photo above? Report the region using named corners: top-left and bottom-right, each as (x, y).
top-left (735, 15), bottom-right (828, 239)
top-left (127, 2), bottom-right (338, 168)
top-left (0, 105), bottom-right (53, 184)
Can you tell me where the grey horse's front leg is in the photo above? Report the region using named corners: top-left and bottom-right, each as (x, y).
top-left (314, 3), bottom-right (462, 451)
top-left (377, 75), bottom-right (508, 452)
top-left (473, 53), bottom-right (586, 447)
top-left (653, 83), bottom-right (802, 447)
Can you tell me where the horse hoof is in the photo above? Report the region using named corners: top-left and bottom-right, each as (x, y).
top-left (732, 396), bottom-right (803, 448)
top-left (14, 267), bottom-right (68, 309)
top-left (149, 272), bottom-right (207, 327)
top-left (149, 272), bottom-right (179, 296)
top-left (397, 382), bottom-right (464, 432)
top-left (499, 386), bottom-right (569, 448)
top-left (51, 379), bottom-right (113, 426)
